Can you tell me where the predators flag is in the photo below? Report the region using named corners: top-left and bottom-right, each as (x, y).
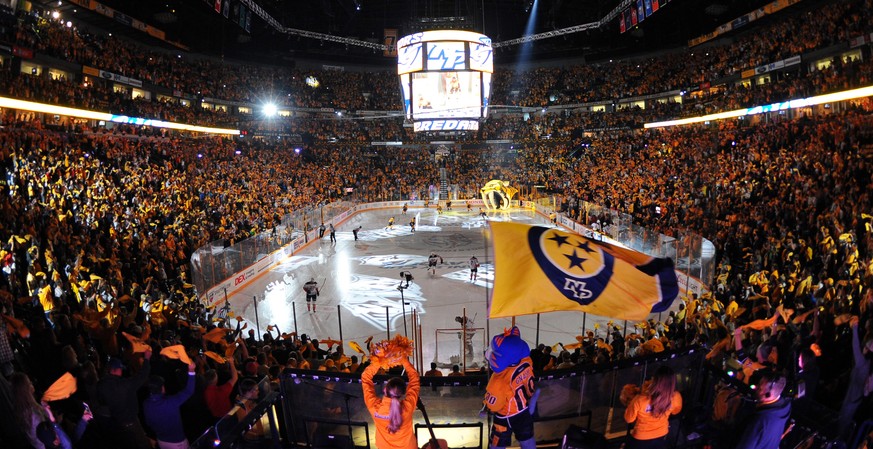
top-left (489, 222), bottom-right (679, 320)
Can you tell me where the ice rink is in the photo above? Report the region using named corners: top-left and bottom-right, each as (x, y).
top-left (223, 205), bottom-right (666, 372)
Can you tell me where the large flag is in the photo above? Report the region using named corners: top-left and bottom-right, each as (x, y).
top-left (489, 222), bottom-right (679, 320)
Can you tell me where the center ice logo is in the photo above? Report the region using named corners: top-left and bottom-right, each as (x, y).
top-left (527, 227), bottom-right (614, 305)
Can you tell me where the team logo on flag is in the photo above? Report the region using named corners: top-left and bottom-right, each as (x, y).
top-left (528, 227), bottom-right (614, 305)
top-left (489, 222), bottom-right (678, 320)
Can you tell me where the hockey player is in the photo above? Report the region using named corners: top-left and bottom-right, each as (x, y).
top-left (469, 256), bottom-right (480, 282)
top-left (303, 278), bottom-right (319, 312)
top-left (386, 217), bottom-right (395, 230)
top-left (428, 252), bottom-right (443, 276)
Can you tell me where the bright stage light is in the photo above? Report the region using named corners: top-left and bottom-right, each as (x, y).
top-left (524, 0), bottom-right (535, 13)
top-left (644, 84), bottom-right (873, 129)
top-left (262, 103), bottom-right (277, 116)
top-left (0, 96), bottom-right (240, 135)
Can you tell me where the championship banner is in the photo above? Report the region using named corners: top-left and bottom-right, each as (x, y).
top-left (384, 29), bottom-right (398, 57)
top-left (489, 222), bottom-right (678, 320)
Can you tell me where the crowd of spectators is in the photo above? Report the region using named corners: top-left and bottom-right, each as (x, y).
top-left (0, 0), bottom-right (871, 448)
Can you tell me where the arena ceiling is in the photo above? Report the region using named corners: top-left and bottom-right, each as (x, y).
top-left (46, 0), bottom-right (809, 67)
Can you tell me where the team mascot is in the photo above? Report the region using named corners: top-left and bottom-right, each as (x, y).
top-left (482, 327), bottom-right (538, 449)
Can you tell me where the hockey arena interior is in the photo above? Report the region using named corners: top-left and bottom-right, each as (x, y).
top-left (0, 0), bottom-right (872, 448)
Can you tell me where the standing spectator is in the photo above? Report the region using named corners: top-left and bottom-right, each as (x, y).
top-left (143, 361), bottom-right (196, 449)
top-left (556, 351), bottom-right (575, 370)
top-left (836, 316), bottom-right (872, 441)
top-left (230, 378), bottom-right (266, 444)
top-left (361, 358), bottom-right (421, 449)
top-left (795, 347), bottom-right (820, 400)
top-left (448, 365), bottom-right (463, 377)
top-left (347, 355), bottom-right (360, 374)
top-left (0, 373), bottom-right (29, 447)
top-left (734, 371), bottom-right (791, 449)
top-left (623, 365), bottom-right (682, 449)
top-left (204, 361), bottom-right (238, 419)
top-left (11, 372), bottom-right (73, 449)
top-left (424, 362), bottom-right (443, 377)
top-left (95, 351), bottom-right (152, 449)
top-left (303, 278), bottom-right (320, 313)
top-left (0, 314), bottom-right (14, 377)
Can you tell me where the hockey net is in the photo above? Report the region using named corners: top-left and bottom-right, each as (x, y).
top-left (433, 327), bottom-right (488, 372)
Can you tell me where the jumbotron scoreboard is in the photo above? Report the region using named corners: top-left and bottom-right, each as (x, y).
top-left (397, 30), bottom-right (493, 132)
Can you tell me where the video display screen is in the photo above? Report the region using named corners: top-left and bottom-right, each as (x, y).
top-left (411, 71), bottom-right (482, 119)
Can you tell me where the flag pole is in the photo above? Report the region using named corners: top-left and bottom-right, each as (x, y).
top-left (535, 314), bottom-right (540, 347)
top-left (293, 301), bottom-right (298, 337)
top-left (462, 307), bottom-right (467, 373)
top-left (385, 306), bottom-right (391, 340)
top-left (484, 222), bottom-right (490, 344)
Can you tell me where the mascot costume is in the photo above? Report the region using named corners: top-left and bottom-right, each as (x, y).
top-left (482, 327), bottom-right (538, 449)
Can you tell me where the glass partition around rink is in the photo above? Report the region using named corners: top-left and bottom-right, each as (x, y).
top-left (278, 348), bottom-right (704, 449)
top-left (191, 196), bottom-right (712, 300)
top-left (191, 201), bottom-right (356, 294)
top-left (536, 196), bottom-right (715, 287)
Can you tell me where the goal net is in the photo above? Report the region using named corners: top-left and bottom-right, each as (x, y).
top-left (433, 327), bottom-right (488, 372)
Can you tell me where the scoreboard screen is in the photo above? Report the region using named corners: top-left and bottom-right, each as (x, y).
top-left (397, 30), bottom-right (493, 132)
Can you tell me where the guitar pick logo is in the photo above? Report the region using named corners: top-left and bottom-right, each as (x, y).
top-left (527, 226), bottom-right (614, 305)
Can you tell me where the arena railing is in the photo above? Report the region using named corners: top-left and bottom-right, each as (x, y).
top-left (275, 347), bottom-right (706, 449)
top-left (189, 348), bottom-right (849, 449)
top-left (191, 196), bottom-right (713, 303)
top-left (190, 377), bottom-right (283, 449)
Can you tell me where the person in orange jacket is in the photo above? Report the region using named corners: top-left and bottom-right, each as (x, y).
top-left (623, 365), bottom-right (683, 449)
top-left (362, 358), bottom-right (421, 449)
